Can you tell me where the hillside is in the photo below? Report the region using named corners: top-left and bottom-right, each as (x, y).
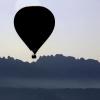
top-left (0, 54), bottom-right (100, 88)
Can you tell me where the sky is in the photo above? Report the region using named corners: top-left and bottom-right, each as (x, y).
top-left (0, 0), bottom-right (100, 62)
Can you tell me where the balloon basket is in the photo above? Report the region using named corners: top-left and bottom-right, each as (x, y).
top-left (32, 54), bottom-right (36, 59)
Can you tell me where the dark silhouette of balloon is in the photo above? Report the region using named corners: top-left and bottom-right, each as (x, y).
top-left (14, 6), bottom-right (55, 58)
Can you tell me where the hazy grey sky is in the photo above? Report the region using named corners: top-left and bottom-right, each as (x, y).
top-left (0, 0), bottom-right (100, 62)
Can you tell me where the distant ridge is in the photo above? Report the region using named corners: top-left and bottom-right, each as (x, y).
top-left (0, 54), bottom-right (99, 64)
top-left (0, 54), bottom-right (100, 88)
top-left (0, 54), bottom-right (100, 79)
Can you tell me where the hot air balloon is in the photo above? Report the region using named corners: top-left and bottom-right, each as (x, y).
top-left (14, 6), bottom-right (55, 58)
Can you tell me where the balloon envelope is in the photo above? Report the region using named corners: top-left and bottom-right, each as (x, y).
top-left (14, 6), bottom-right (55, 54)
